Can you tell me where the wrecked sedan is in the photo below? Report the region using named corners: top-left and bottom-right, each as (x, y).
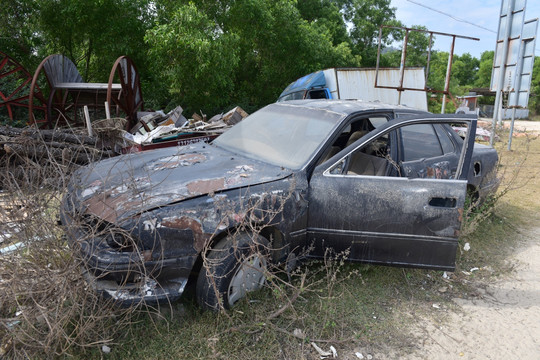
top-left (60, 100), bottom-right (499, 309)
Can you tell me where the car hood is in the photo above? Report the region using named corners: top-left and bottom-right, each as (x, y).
top-left (70, 142), bottom-right (292, 223)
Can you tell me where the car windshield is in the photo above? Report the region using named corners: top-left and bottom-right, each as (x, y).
top-left (213, 104), bottom-right (342, 169)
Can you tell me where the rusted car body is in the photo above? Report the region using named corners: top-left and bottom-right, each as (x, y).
top-left (60, 100), bottom-right (499, 308)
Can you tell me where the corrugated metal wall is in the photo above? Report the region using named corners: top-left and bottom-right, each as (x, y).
top-left (335, 68), bottom-right (428, 111)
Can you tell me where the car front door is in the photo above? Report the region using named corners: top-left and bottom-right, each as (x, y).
top-left (306, 115), bottom-right (476, 270)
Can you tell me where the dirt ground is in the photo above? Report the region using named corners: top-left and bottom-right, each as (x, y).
top-left (402, 225), bottom-right (540, 359)
top-left (400, 124), bottom-right (540, 360)
top-left (503, 120), bottom-right (540, 133)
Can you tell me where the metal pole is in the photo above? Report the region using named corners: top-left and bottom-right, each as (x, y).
top-left (398, 29), bottom-right (409, 106)
top-left (491, 0), bottom-right (514, 146)
top-left (508, 107), bottom-right (516, 150)
top-left (375, 27), bottom-right (383, 89)
top-left (441, 95), bottom-right (446, 114)
top-left (425, 33), bottom-right (433, 86)
top-left (441, 36), bottom-right (456, 114)
top-left (508, 33), bottom-right (528, 150)
top-left (83, 105), bottom-right (93, 137)
top-left (105, 101), bottom-right (111, 119)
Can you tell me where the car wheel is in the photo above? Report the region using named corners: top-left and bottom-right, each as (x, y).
top-left (196, 233), bottom-right (269, 310)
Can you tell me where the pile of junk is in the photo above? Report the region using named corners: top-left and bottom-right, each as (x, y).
top-left (0, 51), bottom-right (249, 167)
top-left (125, 105), bottom-right (248, 153)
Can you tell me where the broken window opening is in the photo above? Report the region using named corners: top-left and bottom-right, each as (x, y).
top-left (317, 116), bottom-right (391, 167)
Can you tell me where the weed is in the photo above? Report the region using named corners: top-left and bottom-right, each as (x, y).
top-left (2, 126), bottom-right (538, 359)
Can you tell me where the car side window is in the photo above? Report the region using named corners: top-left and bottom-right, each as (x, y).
top-left (316, 115), bottom-right (390, 166)
top-left (434, 124), bottom-right (455, 154)
top-left (400, 124), bottom-right (457, 180)
top-left (401, 124), bottom-right (443, 161)
top-left (346, 133), bottom-right (392, 176)
top-left (328, 130), bottom-right (396, 177)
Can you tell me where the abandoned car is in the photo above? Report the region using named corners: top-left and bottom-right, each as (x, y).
top-left (60, 100), bottom-right (499, 309)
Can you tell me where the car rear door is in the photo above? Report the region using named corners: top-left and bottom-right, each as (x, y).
top-left (306, 115), bottom-right (476, 270)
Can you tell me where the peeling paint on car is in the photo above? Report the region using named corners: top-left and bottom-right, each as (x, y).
top-left (60, 101), bottom-right (498, 306)
top-left (161, 216), bottom-right (206, 252)
top-left (186, 178), bottom-right (226, 195)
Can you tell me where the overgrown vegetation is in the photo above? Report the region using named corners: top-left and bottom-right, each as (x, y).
top-left (1, 128), bottom-right (538, 358)
top-left (0, 134), bottom-right (144, 358)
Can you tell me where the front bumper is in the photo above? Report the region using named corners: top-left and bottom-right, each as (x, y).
top-left (83, 270), bottom-right (188, 307)
top-left (60, 202), bottom-right (197, 306)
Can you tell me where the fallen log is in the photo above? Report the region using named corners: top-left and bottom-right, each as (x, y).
top-left (3, 143), bottom-right (111, 164)
top-left (0, 126), bottom-right (96, 146)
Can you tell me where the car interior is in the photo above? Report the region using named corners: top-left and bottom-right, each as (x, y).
top-left (321, 115), bottom-right (463, 180)
top-left (320, 116), bottom-right (395, 176)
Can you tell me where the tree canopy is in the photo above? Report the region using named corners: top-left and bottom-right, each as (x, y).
top-left (1, 0), bottom-right (539, 117)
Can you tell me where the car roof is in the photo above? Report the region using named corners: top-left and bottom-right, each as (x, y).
top-left (271, 99), bottom-right (428, 116)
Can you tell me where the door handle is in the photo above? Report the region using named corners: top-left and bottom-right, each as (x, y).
top-left (429, 197), bottom-right (457, 208)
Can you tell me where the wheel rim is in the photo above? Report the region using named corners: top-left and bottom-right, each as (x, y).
top-left (227, 254), bottom-right (267, 306)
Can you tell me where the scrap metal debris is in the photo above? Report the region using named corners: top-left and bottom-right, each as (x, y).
top-left (311, 342), bottom-right (338, 359)
top-left (124, 105), bottom-right (249, 152)
top-left (0, 104), bottom-right (248, 183)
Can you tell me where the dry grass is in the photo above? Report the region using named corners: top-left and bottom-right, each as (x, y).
top-left (0, 135), bottom-right (136, 359)
top-left (1, 127), bottom-right (539, 359)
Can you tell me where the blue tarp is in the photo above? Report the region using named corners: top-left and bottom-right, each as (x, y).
top-left (278, 70), bottom-right (326, 99)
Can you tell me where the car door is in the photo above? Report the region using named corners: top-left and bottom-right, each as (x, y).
top-left (397, 123), bottom-right (461, 180)
top-left (306, 115), bottom-right (476, 271)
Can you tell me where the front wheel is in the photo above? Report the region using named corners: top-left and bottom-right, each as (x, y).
top-left (196, 233), bottom-right (269, 310)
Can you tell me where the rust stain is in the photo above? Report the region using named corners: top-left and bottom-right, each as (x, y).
top-left (426, 163), bottom-right (450, 179)
top-left (88, 179), bottom-right (102, 187)
top-left (186, 178), bottom-right (225, 195)
top-left (142, 250), bottom-right (152, 261)
top-left (162, 216), bottom-right (207, 251)
top-left (83, 192), bottom-right (143, 223)
top-left (457, 207), bottom-right (463, 223)
top-left (233, 212), bottom-right (246, 223)
top-left (84, 193), bottom-right (126, 223)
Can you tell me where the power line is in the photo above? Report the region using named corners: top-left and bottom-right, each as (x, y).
top-left (405, 0), bottom-right (497, 34)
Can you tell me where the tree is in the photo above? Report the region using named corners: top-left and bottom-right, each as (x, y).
top-left (379, 25), bottom-right (432, 68)
top-left (425, 51), bottom-right (470, 113)
top-left (146, 0), bottom-right (359, 114)
top-left (452, 53), bottom-right (479, 87)
top-left (474, 51), bottom-right (494, 88)
top-left (344, 0), bottom-right (398, 66)
top-left (38, 0), bottom-right (153, 82)
top-left (296, 0), bottom-right (350, 46)
top-left (0, 0), bottom-right (42, 70)
top-left (530, 56), bottom-right (540, 116)
top-left (145, 3), bottom-right (241, 114)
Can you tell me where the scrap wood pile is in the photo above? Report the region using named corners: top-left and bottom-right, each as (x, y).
top-left (0, 119), bottom-right (127, 187)
top-left (0, 105), bottom-right (249, 187)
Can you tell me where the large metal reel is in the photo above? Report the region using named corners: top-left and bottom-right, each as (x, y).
top-left (0, 51), bottom-right (47, 126)
top-left (29, 54), bottom-right (82, 128)
top-left (107, 56), bottom-right (143, 130)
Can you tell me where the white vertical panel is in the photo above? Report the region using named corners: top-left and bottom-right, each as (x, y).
top-left (490, 0), bottom-right (527, 91)
top-left (334, 68), bottom-right (428, 111)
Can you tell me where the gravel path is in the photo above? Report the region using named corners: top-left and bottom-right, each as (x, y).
top-left (405, 226), bottom-right (540, 359)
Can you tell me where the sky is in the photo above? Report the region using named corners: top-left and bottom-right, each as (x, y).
top-left (390, 0), bottom-right (540, 59)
